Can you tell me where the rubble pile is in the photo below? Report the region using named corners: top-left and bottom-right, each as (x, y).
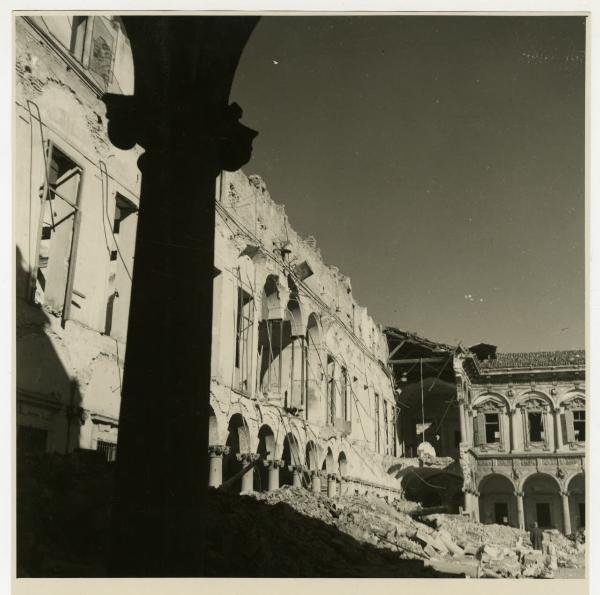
top-left (244, 487), bottom-right (585, 579)
top-left (206, 487), bottom-right (450, 577)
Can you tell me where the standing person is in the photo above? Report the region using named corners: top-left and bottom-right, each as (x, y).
top-left (530, 521), bottom-right (544, 550)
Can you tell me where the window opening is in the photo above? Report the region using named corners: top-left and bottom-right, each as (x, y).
top-left (573, 410), bottom-right (585, 442)
top-left (485, 413), bottom-right (500, 443)
top-left (97, 439), bottom-right (117, 462)
top-left (326, 355), bottom-right (336, 425)
top-left (528, 412), bottom-right (544, 442)
top-left (33, 143), bottom-right (82, 322)
top-left (235, 286), bottom-right (254, 393)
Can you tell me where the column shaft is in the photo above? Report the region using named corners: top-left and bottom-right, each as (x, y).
top-left (208, 454), bottom-right (223, 488)
top-left (458, 400), bottom-right (466, 443)
top-left (292, 469), bottom-right (302, 488)
top-left (555, 410), bottom-right (564, 452)
top-left (267, 466), bottom-right (279, 491)
top-left (311, 473), bottom-right (321, 493)
top-left (561, 492), bottom-right (572, 535)
top-left (516, 493), bottom-right (525, 530)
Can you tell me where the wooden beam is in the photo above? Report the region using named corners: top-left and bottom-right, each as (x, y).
top-left (388, 340), bottom-right (406, 359)
top-left (388, 357), bottom-right (448, 365)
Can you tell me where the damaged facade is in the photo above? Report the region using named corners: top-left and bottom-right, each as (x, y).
top-left (209, 171), bottom-right (400, 495)
top-left (387, 329), bottom-right (586, 535)
top-left (15, 16), bottom-right (141, 458)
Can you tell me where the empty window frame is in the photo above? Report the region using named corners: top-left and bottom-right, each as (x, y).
top-left (97, 439), bottom-right (117, 462)
top-left (384, 400), bottom-right (389, 454)
top-left (113, 194), bottom-right (137, 234)
top-left (70, 16), bottom-right (117, 88)
top-left (259, 319), bottom-right (283, 392)
top-left (340, 366), bottom-right (349, 421)
top-left (572, 410), bottom-right (585, 442)
top-left (326, 355), bottom-right (336, 425)
top-left (528, 412), bottom-right (544, 443)
top-left (235, 286), bottom-right (254, 393)
top-left (374, 392), bottom-right (381, 454)
top-left (484, 413), bottom-right (501, 443)
top-left (32, 142), bottom-right (83, 323)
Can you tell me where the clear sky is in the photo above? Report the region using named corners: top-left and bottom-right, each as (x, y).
top-left (231, 16), bottom-right (586, 353)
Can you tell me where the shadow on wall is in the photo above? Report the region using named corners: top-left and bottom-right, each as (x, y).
top-left (15, 246), bottom-right (95, 575)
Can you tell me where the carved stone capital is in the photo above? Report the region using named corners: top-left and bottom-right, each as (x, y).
top-left (561, 490), bottom-right (570, 498)
top-left (208, 445), bottom-right (230, 457)
top-left (514, 490), bottom-right (524, 498)
top-left (264, 459), bottom-right (285, 469)
top-left (236, 452), bottom-right (260, 464)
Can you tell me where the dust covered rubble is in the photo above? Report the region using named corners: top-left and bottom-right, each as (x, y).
top-left (248, 486), bottom-right (584, 578)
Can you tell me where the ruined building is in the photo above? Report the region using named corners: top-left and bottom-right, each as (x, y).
top-left (387, 330), bottom-right (586, 534)
top-left (15, 15), bottom-right (140, 457)
top-left (209, 171), bottom-right (400, 495)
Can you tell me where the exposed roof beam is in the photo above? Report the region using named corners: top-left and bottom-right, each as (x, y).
top-left (388, 340), bottom-right (406, 359)
top-left (389, 357), bottom-right (448, 365)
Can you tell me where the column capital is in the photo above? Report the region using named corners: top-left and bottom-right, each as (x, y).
top-left (287, 464), bottom-right (305, 473)
top-left (263, 459), bottom-right (285, 469)
top-left (327, 473), bottom-right (339, 481)
top-left (514, 490), bottom-right (524, 498)
top-left (561, 490), bottom-right (570, 498)
top-left (208, 445), bottom-right (230, 457)
top-left (236, 452), bottom-right (260, 464)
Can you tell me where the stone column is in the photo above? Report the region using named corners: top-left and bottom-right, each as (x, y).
top-left (554, 408), bottom-right (564, 452)
top-left (472, 491), bottom-right (480, 522)
top-left (311, 470), bottom-right (322, 493)
top-left (561, 490), bottom-right (572, 535)
top-left (515, 490), bottom-right (525, 530)
top-left (327, 474), bottom-right (338, 498)
top-left (102, 16), bottom-right (260, 577)
top-left (264, 459), bottom-right (284, 491)
top-left (290, 465), bottom-right (304, 488)
top-left (208, 445), bottom-right (229, 488)
top-left (237, 453), bottom-right (259, 493)
top-left (458, 397), bottom-right (467, 444)
top-left (509, 408), bottom-right (518, 452)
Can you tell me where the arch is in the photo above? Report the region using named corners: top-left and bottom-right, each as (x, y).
top-left (255, 424), bottom-right (276, 491)
top-left (559, 393), bottom-right (586, 409)
top-left (567, 473), bottom-right (585, 532)
top-left (522, 472), bottom-right (562, 530)
top-left (472, 391), bottom-right (511, 412)
top-left (305, 440), bottom-right (319, 471)
top-left (223, 413), bottom-right (252, 493)
top-left (516, 391), bottom-right (555, 411)
top-left (338, 451), bottom-right (348, 477)
top-left (305, 312), bottom-right (323, 424)
top-left (478, 473), bottom-right (517, 527)
top-left (281, 432), bottom-right (302, 485)
top-left (321, 446), bottom-right (335, 474)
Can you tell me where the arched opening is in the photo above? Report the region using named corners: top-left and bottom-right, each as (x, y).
top-left (568, 473), bottom-right (585, 532)
top-left (255, 424), bottom-right (275, 491)
top-left (305, 313), bottom-right (322, 423)
top-left (305, 440), bottom-right (318, 470)
top-left (223, 413), bottom-right (251, 493)
top-left (208, 405), bottom-right (219, 446)
top-left (338, 451), bottom-right (348, 477)
top-left (258, 275), bottom-right (283, 394)
top-left (523, 472), bottom-right (562, 530)
top-left (322, 447), bottom-right (334, 474)
top-left (479, 473), bottom-right (517, 526)
top-left (281, 432), bottom-right (301, 486)
top-left (281, 298), bottom-right (305, 411)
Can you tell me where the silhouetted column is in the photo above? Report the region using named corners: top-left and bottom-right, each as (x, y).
top-left (238, 453), bottom-right (259, 493)
top-left (103, 16), bottom-right (259, 577)
top-left (472, 490), bottom-right (480, 522)
top-left (208, 445), bottom-right (229, 488)
top-left (561, 490), bottom-right (572, 535)
top-left (515, 490), bottom-right (525, 530)
top-left (311, 470), bottom-right (322, 493)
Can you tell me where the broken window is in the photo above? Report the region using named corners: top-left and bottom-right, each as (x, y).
top-left (484, 413), bottom-right (501, 443)
top-left (70, 16), bottom-right (89, 62)
top-left (32, 143), bottom-right (82, 322)
top-left (384, 401), bottom-right (389, 454)
top-left (326, 354), bottom-right (336, 425)
top-left (259, 319), bottom-right (282, 392)
top-left (69, 16), bottom-right (117, 89)
top-left (374, 393), bottom-right (381, 454)
top-left (235, 286), bottom-right (254, 393)
top-left (528, 412), bottom-right (544, 443)
top-left (340, 367), bottom-right (349, 421)
top-left (572, 410), bottom-right (585, 442)
top-left (97, 439), bottom-right (117, 462)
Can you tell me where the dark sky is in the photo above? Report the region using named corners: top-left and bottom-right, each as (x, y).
top-left (231, 16), bottom-right (586, 353)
